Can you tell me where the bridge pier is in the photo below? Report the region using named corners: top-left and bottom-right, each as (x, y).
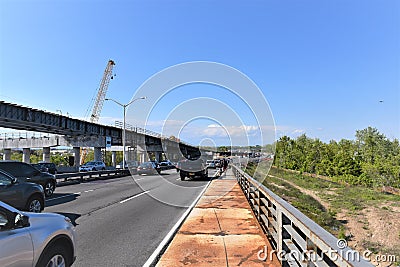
top-left (22, 148), bottom-right (30, 163)
top-left (42, 147), bottom-right (51, 162)
top-left (73, 147), bottom-right (80, 167)
top-left (154, 151), bottom-right (161, 162)
top-left (139, 152), bottom-right (146, 163)
top-left (111, 151), bottom-right (116, 167)
top-left (94, 147), bottom-right (102, 162)
top-left (2, 149), bottom-right (11, 160)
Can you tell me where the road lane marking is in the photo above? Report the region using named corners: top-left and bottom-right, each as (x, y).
top-left (119, 191), bottom-right (150, 204)
top-left (46, 193), bottom-right (79, 201)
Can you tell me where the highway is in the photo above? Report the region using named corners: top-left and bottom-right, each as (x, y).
top-left (44, 168), bottom-right (217, 267)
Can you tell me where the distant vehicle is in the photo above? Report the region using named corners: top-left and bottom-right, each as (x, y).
top-left (214, 159), bottom-right (222, 168)
top-left (0, 169), bottom-right (45, 213)
top-left (0, 161), bottom-right (57, 198)
top-left (116, 161), bottom-right (139, 169)
top-left (0, 201), bottom-right (76, 267)
top-left (159, 160), bottom-right (172, 167)
top-left (32, 162), bottom-right (58, 174)
top-left (206, 160), bottom-right (216, 168)
top-left (159, 160), bottom-right (175, 170)
top-left (178, 158), bottom-right (208, 181)
top-left (79, 161), bottom-right (106, 172)
top-left (137, 162), bottom-right (160, 175)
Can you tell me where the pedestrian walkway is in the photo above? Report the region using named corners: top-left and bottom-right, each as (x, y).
top-left (156, 168), bottom-right (280, 266)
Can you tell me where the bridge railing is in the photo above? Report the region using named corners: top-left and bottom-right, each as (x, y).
top-left (0, 132), bottom-right (58, 140)
top-left (231, 164), bottom-right (373, 267)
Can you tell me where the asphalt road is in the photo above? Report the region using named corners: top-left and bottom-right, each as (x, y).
top-left (44, 168), bottom-right (217, 267)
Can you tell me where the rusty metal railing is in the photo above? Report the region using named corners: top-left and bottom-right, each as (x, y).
top-left (232, 164), bottom-right (373, 267)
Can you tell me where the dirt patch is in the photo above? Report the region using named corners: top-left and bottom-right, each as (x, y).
top-left (269, 174), bottom-right (400, 265)
top-left (337, 205), bottom-right (400, 266)
top-left (269, 174), bottom-right (331, 209)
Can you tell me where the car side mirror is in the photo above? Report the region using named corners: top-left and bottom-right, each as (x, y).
top-left (13, 212), bottom-right (30, 228)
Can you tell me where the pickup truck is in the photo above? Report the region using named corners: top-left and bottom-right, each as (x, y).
top-left (178, 159), bottom-right (208, 181)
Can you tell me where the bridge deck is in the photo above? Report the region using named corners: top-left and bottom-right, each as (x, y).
top-left (156, 169), bottom-right (280, 266)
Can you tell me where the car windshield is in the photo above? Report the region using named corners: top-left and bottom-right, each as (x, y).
top-left (85, 162), bottom-right (95, 166)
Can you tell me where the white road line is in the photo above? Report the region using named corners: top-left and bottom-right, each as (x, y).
top-left (135, 178), bottom-right (144, 181)
top-left (119, 191), bottom-right (150, 204)
top-left (84, 189), bottom-right (94, 193)
top-left (46, 193), bottom-right (79, 201)
top-left (142, 179), bottom-right (212, 267)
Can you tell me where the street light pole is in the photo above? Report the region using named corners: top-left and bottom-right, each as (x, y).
top-left (105, 96), bottom-right (146, 169)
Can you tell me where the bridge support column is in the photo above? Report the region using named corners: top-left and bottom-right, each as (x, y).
top-left (126, 148), bottom-right (132, 161)
top-left (94, 147), bottom-right (102, 162)
top-left (73, 147), bottom-right (80, 167)
top-left (155, 151), bottom-right (162, 162)
top-left (139, 153), bottom-right (145, 163)
top-left (42, 147), bottom-right (51, 162)
top-left (22, 148), bottom-right (31, 163)
top-left (128, 147), bottom-right (137, 161)
top-left (3, 149), bottom-right (11, 160)
top-left (111, 151), bottom-right (116, 167)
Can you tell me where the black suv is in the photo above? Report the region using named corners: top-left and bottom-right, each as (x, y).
top-left (0, 169), bottom-right (45, 212)
top-left (0, 161), bottom-right (56, 197)
top-left (31, 162), bottom-right (58, 174)
top-left (178, 158), bottom-right (208, 181)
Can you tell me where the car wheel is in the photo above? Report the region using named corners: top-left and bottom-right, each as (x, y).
top-left (26, 195), bottom-right (43, 213)
top-left (102, 167), bottom-right (105, 170)
top-left (37, 244), bottom-right (72, 267)
top-left (92, 168), bottom-right (96, 171)
top-left (44, 181), bottom-right (55, 197)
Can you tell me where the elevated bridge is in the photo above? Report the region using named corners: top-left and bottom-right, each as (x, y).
top-left (0, 101), bottom-right (210, 165)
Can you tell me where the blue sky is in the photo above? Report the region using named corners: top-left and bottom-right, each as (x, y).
top-left (0, 0), bottom-right (399, 146)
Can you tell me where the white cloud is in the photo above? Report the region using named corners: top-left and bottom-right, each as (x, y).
top-left (292, 129), bottom-right (305, 134)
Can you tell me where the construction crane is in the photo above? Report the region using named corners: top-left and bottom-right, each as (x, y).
top-left (89, 59), bottom-right (115, 122)
top-left (81, 60), bottom-right (115, 164)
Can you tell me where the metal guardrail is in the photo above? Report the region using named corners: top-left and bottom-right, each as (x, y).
top-left (232, 164), bottom-right (373, 267)
top-left (54, 165), bottom-right (175, 184)
top-left (55, 169), bottom-right (130, 184)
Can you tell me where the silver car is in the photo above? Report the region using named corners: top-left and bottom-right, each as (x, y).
top-left (79, 161), bottom-right (106, 172)
top-left (0, 201), bottom-right (76, 267)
